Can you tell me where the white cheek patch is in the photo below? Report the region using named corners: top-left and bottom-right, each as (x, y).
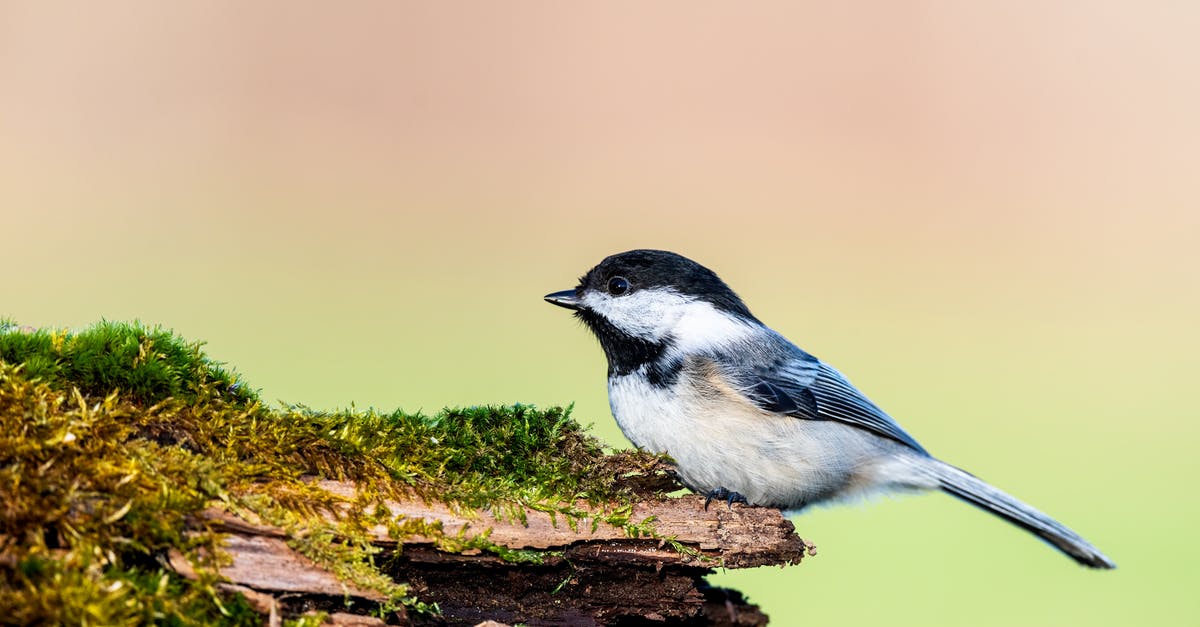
top-left (581, 288), bottom-right (687, 340)
top-left (668, 301), bottom-right (758, 355)
top-left (582, 287), bottom-right (757, 350)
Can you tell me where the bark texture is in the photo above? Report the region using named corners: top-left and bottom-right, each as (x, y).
top-left (173, 480), bottom-right (813, 626)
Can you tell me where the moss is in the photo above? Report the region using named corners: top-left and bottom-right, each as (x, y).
top-left (0, 319), bottom-right (253, 406)
top-left (0, 321), bottom-right (676, 624)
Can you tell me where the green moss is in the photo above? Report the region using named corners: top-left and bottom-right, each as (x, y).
top-left (0, 319), bottom-right (254, 406)
top-left (0, 321), bottom-right (676, 624)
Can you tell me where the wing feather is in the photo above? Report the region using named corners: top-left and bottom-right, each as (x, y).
top-left (730, 345), bottom-right (927, 454)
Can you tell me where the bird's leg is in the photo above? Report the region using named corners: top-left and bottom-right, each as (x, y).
top-left (703, 486), bottom-right (749, 510)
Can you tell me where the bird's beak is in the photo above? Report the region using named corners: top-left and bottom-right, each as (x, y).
top-left (544, 289), bottom-right (582, 310)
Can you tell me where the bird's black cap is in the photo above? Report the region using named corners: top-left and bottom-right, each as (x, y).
top-left (574, 249), bottom-right (757, 320)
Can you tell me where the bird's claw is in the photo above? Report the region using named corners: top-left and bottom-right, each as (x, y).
top-left (704, 487), bottom-right (749, 511)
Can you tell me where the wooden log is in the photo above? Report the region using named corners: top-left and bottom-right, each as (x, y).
top-left (172, 480), bottom-right (814, 625)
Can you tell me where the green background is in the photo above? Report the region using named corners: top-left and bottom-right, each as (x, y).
top-left (3, 3), bottom-right (1197, 625)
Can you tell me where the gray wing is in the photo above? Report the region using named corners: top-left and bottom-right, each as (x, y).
top-left (723, 340), bottom-right (929, 455)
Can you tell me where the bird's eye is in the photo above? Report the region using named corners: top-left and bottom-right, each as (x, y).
top-left (607, 276), bottom-right (630, 296)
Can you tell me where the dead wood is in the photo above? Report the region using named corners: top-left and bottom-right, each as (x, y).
top-left (171, 480), bottom-right (813, 626)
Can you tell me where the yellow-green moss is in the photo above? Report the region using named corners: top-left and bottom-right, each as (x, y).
top-left (0, 319), bottom-right (253, 407)
top-left (0, 321), bottom-right (674, 624)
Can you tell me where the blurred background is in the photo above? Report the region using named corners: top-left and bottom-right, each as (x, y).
top-left (2, 2), bottom-right (1197, 625)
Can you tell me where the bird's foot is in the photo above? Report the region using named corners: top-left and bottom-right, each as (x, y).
top-left (704, 487), bottom-right (749, 511)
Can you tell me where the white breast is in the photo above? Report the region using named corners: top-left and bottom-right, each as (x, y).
top-left (607, 363), bottom-right (932, 508)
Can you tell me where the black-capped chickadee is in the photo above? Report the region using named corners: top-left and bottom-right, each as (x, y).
top-left (545, 249), bottom-right (1114, 569)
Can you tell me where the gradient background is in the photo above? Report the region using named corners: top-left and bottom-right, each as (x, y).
top-left (3, 2), bottom-right (1197, 625)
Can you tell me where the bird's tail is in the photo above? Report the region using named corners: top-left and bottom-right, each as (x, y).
top-left (921, 459), bottom-right (1115, 569)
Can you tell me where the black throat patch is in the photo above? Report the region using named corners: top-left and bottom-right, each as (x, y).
top-left (574, 309), bottom-right (680, 386)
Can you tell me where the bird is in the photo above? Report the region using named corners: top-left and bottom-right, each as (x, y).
top-left (544, 249), bottom-right (1115, 569)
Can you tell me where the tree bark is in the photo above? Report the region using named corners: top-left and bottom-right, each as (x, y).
top-left (172, 479), bottom-right (813, 626)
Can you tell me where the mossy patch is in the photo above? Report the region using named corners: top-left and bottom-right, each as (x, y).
top-left (0, 319), bottom-right (253, 406)
top-left (0, 320), bottom-right (675, 624)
